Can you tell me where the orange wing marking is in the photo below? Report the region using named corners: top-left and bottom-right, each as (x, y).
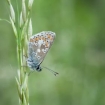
top-left (30, 39), bottom-right (34, 42)
top-left (45, 41), bottom-right (49, 48)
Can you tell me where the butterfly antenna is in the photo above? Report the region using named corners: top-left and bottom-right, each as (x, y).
top-left (42, 66), bottom-right (59, 76)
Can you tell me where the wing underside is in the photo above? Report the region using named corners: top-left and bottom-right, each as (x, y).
top-left (28, 31), bottom-right (56, 65)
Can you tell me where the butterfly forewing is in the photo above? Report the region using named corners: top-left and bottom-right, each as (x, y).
top-left (29, 31), bottom-right (56, 65)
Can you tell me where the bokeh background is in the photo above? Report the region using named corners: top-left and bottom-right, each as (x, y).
top-left (0, 0), bottom-right (105, 105)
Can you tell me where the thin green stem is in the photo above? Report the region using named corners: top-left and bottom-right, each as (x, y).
top-left (6, 0), bottom-right (34, 104)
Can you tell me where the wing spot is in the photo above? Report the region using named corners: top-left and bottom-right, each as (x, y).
top-left (42, 49), bottom-right (46, 53)
top-left (43, 42), bottom-right (45, 45)
top-left (50, 36), bottom-right (53, 41)
top-left (45, 48), bottom-right (48, 51)
top-left (37, 56), bottom-right (41, 59)
top-left (30, 39), bottom-right (34, 42)
top-left (34, 37), bottom-right (39, 41)
top-left (47, 34), bottom-right (51, 38)
top-left (45, 42), bottom-right (49, 48)
top-left (42, 37), bottom-right (46, 41)
top-left (35, 53), bottom-right (37, 56)
top-left (37, 49), bottom-right (40, 52)
top-left (45, 35), bottom-right (47, 38)
top-left (35, 43), bottom-right (38, 46)
top-left (38, 36), bottom-right (41, 40)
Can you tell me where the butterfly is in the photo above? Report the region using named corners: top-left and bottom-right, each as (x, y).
top-left (27, 31), bottom-right (58, 76)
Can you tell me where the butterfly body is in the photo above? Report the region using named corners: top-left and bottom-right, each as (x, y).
top-left (27, 54), bottom-right (42, 71)
top-left (27, 31), bottom-right (56, 72)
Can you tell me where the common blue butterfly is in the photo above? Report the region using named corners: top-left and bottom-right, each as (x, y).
top-left (27, 31), bottom-right (58, 76)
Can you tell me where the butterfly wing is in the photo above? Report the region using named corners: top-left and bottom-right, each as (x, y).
top-left (29, 31), bottom-right (56, 65)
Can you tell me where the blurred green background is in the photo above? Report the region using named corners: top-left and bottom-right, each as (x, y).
top-left (0, 0), bottom-right (105, 105)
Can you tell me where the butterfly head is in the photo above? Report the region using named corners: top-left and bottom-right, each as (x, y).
top-left (36, 65), bottom-right (42, 72)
